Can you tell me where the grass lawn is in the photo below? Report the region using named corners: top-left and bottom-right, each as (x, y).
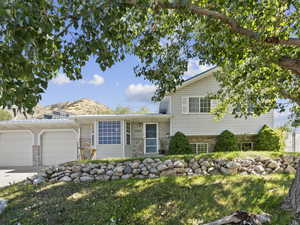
top-left (0, 174), bottom-right (295, 225)
top-left (72, 151), bottom-right (300, 165)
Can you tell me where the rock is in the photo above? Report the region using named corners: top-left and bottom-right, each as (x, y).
top-left (111, 176), bottom-right (120, 180)
top-left (106, 170), bottom-right (113, 176)
top-left (143, 158), bottom-right (154, 164)
top-left (45, 168), bottom-right (54, 175)
top-left (267, 160), bottom-right (279, 169)
top-left (131, 161), bottom-right (140, 169)
top-left (161, 169), bottom-right (177, 176)
top-left (33, 176), bottom-right (45, 185)
top-left (149, 167), bottom-right (158, 174)
top-left (226, 161), bottom-right (240, 169)
top-left (113, 166), bottom-right (124, 176)
top-left (121, 174), bottom-right (133, 179)
top-left (81, 167), bottom-right (91, 173)
top-left (157, 164), bottom-right (168, 171)
top-left (71, 166), bottom-right (81, 173)
top-left (285, 165), bottom-right (296, 174)
top-left (141, 170), bottom-right (149, 176)
top-left (123, 166), bottom-right (132, 174)
top-left (194, 168), bottom-right (202, 175)
top-left (282, 155), bottom-right (295, 164)
top-left (59, 176), bottom-right (72, 182)
top-left (201, 160), bottom-right (210, 167)
top-left (174, 160), bottom-right (185, 168)
top-left (80, 176), bottom-right (94, 182)
top-left (164, 160), bottom-right (174, 168)
top-left (0, 199), bottom-right (7, 214)
top-left (95, 169), bottom-right (105, 175)
top-left (191, 162), bottom-right (200, 170)
top-left (254, 165), bottom-right (265, 174)
top-left (220, 167), bottom-right (237, 175)
top-left (132, 169), bottom-right (141, 174)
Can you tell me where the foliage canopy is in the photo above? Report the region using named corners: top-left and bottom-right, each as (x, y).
top-left (0, 0), bottom-right (299, 115)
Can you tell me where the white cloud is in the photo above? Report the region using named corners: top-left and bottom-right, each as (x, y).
top-left (88, 74), bottom-right (104, 86)
top-left (184, 60), bottom-right (213, 78)
top-left (51, 73), bottom-right (71, 85)
top-left (126, 84), bottom-right (156, 102)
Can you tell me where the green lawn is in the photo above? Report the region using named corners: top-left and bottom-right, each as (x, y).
top-left (0, 174), bottom-right (295, 225)
top-left (71, 151), bottom-right (300, 165)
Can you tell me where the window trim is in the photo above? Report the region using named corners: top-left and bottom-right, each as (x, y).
top-left (240, 142), bottom-right (254, 151)
top-left (98, 120), bottom-right (121, 145)
top-left (187, 96), bottom-right (211, 114)
top-left (190, 142), bottom-right (209, 154)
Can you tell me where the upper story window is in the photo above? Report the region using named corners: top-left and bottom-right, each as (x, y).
top-left (185, 96), bottom-right (211, 113)
top-left (98, 121), bottom-right (121, 144)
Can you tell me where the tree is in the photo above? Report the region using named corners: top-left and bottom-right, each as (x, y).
top-left (214, 130), bottom-right (239, 152)
top-left (254, 124), bottom-right (283, 151)
top-left (168, 131), bottom-right (192, 155)
top-left (113, 106), bottom-right (133, 114)
top-left (0, 109), bottom-right (12, 121)
top-left (137, 106), bottom-right (150, 114)
top-left (1, 0), bottom-right (300, 214)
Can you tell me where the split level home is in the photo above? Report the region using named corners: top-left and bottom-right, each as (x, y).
top-left (0, 67), bottom-right (274, 168)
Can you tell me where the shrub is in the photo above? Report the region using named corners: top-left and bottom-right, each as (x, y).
top-left (214, 130), bottom-right (239, 152)
top-left (255, 125), bottom-right (284, 151)
top-left (168, 132), bottom-right (192, 155)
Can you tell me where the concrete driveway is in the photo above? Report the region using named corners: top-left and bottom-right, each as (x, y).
top-left (0, 167), bottom-right (36, 188)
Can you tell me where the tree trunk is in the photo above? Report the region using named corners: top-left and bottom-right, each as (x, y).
top-left (282, 160), bottom-right (300, 212)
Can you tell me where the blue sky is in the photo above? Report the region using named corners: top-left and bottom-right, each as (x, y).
top-left (41, 56), bottom-right (210, 112)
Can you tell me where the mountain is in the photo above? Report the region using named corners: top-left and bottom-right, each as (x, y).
top-left (12, 98), bottom-right (111, 120)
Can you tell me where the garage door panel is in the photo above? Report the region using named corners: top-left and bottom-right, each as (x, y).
top-left (0, 132), bottom-right (32, 166)
top-left (42, 131), bottom-right (77, 166)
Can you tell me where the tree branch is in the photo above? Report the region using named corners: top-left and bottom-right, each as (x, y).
top-left (278, 57), bottom-right (300, 76)
top-left (124, 0), bottom-right (300, 47)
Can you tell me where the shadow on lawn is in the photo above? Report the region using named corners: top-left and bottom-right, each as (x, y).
top-left (0, 174), bottom-right (295, 225)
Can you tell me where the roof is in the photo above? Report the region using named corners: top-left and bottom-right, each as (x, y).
top-left (72, 113), bottom-right (171, 121)
top-left (0, 119), bottom-right (78, 129)
top-left (166, 66), bottom-right (219, 95)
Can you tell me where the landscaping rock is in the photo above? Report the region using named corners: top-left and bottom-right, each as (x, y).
top-left (157, 164), bottom-right (168, 171)
top-left (267, 160), bottom-right (279, 169)
top-left (285, 165), bottom-right (296, 174)
top-left (254, 165), bottom-right (265, 174)
top-left (59, 176), bottom-right (72, 182)
top-left (174, 160), bottom-right (185, 168)
top-left (80, 176), bottom-right (94, 182)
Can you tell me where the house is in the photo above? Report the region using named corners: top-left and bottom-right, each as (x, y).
top-left (0, 67), bottom-right (274, 168)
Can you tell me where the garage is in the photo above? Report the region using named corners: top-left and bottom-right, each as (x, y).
top-left (0, 131), bottom-right (33, 166)
top-left (41, 130), bottom-right (78, 166)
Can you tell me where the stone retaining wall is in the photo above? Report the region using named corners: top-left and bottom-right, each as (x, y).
top-left (36, 155), bottom-right (298, 183)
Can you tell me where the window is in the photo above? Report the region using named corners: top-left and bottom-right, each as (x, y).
top-left (188, 97), bottom-right (211, 113)
top-left (240, 142), bottom-right (253, 151)
top-left (190, 143), bottom-right (209, 154)
top-left (98, 121), bottom-right (121, 144)
top-left (126, 122), bottom-right (131, 145)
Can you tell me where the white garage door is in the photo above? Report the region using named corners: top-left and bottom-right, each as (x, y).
top-left (42, 131), bottom-right (77, 166)
top-left (0, 132), bottom-right (33, 166)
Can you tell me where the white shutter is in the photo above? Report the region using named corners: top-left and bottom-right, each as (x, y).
top-left (182, 96), bottom-right (189, 114)
top-left (210, 99), bottom-right (218, 111)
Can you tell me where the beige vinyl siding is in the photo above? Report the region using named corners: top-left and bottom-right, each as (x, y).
top-left (171, 75), bottom-right (274, 136)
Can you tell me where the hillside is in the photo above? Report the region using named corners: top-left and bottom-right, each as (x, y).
top-left (12, 98), bottom-right (111, 120)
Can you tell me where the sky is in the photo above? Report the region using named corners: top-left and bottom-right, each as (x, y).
top-left (41, 56), bottom-right (289, 126)
top-left (41, 56), bottom-right (211, 112)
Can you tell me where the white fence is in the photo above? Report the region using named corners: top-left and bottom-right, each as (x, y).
top-left (285, 131), bottom-right (300, 152)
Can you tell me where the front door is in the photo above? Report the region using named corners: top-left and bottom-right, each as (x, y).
top-left (144, 123), bottom-right (158, 154)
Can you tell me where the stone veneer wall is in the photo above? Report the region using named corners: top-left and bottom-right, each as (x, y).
top-left (35, 154), bottom-right (298, 183)
top-left (187, 135), bottom-right (257, 152)
top-left (126, 121), bottom-right (170, 157)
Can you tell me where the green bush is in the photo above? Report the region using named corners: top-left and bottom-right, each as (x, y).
top-left (0, 109), bottom-right (12, 121)
top-left (168, 132), bottom-right (192, 155)
top-left (214, 130), bottom-right (239, 152)
top-left (255, 125), bottom-right (284, 151)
